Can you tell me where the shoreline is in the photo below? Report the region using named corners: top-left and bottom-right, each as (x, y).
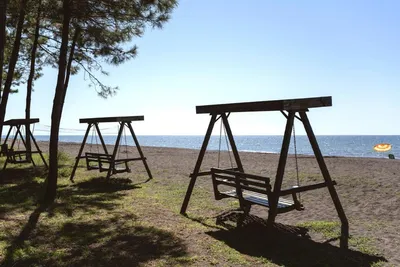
top-left (34, 140), bottom-right (396, 161)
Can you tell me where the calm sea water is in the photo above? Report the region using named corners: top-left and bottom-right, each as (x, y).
top-left (30, 135), bottom-right (400, 159)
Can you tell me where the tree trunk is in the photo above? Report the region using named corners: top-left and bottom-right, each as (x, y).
top-left (0, 0), bottom-right (6, 101)
top-left (0, 0), bottom-right (27, 140)
top-left (25, 0), bottom-right (42, 159)
top-left (43, 0), bottom-right (71, 204)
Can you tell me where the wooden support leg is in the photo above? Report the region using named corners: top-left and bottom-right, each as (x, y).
top-left (9, 126), bottom-right (19, 150)
top-left (1, 127), bottom-right (12, 157)
top-left (180, 114), bottom-right (217, 215)
top-left (29, 129), bottom-right (47, 168)
top-left (267, 111), bottom-right (295, 228)
top-left (16, 125), bottom-right (35, 166)
top-left (94, 123), bottom-right (109, 155)
top-left (2, 127), bottom-right (12, 147)
top-left (106, 122), bottom-right (124, 179)
top-left (1, 126), bottom-right (16, 173)
top-left (126, 122), bottom-right (152, 180)
top-left (300, 111), bottom-right (349, 249)
top-left (70, 123), bottom-right (92, 182)
top-left (221, 113), bottom-right (244, 172)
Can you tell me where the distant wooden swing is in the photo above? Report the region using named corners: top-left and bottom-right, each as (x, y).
top-left (180, 96), bottom-right (349, 249)
top-left (69, 116), bottom-right (152, 181)
top-left (1, 119), bottom-right (48, 171)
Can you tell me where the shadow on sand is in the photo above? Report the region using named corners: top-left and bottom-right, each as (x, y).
top-left (206, 210), bottom-right (387, 267)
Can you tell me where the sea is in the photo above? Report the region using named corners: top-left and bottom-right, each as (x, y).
top-left (30, 135), bottom-right (400, 159)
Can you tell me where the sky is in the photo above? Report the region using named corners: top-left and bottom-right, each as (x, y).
top-left (5, 0), bottom-right (400, 136)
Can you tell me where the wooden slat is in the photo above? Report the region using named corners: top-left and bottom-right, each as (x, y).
top-left (79, 116), bottom-right (144, 124)
top-left (211, 168), bottom-right (270, 182)
top-left (196, 96), bottom-right (332, 114)
top-left (114, 157), bottom-right (145, 162)
top-left (222, 190), bottom-right (295, 209)
top-left (191, 167), bottom-right (240, 178)
top-left (214, 173), bottom-right (269, 189)
top-left (279, 181), bottom-right (337, 196)
top-left (3, 118), bottom-right (39, 125)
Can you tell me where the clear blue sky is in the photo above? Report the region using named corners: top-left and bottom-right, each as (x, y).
top-left (5, 0), bottom-right (400, 135)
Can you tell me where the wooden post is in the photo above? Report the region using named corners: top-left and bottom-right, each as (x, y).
top-left (299, 111), bottom-right (349, 249)
top-left (267, 111), bottom-right (295, 228)
top-left (94, 122), bottom-right (109, 155)
top-left (9, 125), bottom-right (19, 149)
top-left (106, 122), bottom-right (124, 179)
top-left (70, 123), bottom-right (92, 182)
top-left (180, 114), bottom-right (217, 214)
top-left (126, 122), bottom-right (153, 180)
top-left (0, 126), bottom-right (13, 172)
top-left (221, 113), bottom-right (244, 172)
top-left (28, 127), bottom-right (48, 168)
top-left (3, 126), bottom-right (12, 145)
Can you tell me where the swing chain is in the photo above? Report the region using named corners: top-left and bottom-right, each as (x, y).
top-left (293, 115), bottom-right (301, 201)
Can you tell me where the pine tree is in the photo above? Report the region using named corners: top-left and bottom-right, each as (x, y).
top-left (42, 0), bottom-right (177, 204)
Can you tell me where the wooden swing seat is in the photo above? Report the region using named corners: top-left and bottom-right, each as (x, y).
top-left (85, 152), bottom-right (131, 174)
top-left (211, 168), bottom-right (304, 214)
top-left (5, 148), bottom-right (31, 164)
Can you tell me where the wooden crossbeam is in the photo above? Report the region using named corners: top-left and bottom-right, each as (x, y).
top-left (3, 118), bottom-right (40, 125)
top-left (196, 96), bottom-right (331, 114)
top-left (79, 116), bottom-right (144, 124)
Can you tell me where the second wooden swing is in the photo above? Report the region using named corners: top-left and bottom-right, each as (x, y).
top-left (180, 96), bottom-right (349, 249)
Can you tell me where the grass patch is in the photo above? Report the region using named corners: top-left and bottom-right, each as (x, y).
top-left (298, 221), bottom-right (382, 257)
top-left (297, 221), bottom-right (340, 239)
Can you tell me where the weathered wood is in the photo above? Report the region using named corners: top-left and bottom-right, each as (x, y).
top-left (267, 111), bottom-right (295, 228)
top-left (3, 118), bottom-right (39, 125)
top-left (196, 96), bottom-right (331, 114)
top-left (106, 122), bottom-right (124, 179)
top-left (279, 181), bottom-right (337, 196)
top-left (70, 123), bottom-right (92, 182)
top-left (71, 118), bottom-right (151, 180)
top-left (79, 116), bottom-right (144, 124)
top-left (1, 119), bottom-right (47, 173)
top-left (180, 114), bottom-right (218, 214)
top-left (126, 122), bottom-right (153, 180)
top-left (211, 168), bottom-right (270, 182)
top-left (300, 111), bottom-right (349, 249)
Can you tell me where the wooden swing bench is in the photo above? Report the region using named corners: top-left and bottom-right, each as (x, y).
top-left (1, 119), bottom-right (48, 172)
top-left (180, 96), bottom-right (350, 249)
top-left (85, 152), bottom-right (146, 174)
top-left (211, 167), bottom-right (337, 214)
top-left (70, 116), bottom-right (152, 181)
top-left (211, 168), bottom-right (303, 213)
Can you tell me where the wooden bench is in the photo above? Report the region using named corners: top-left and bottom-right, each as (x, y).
top-left (211, 168), bottom-right (304, 214)
top-left (1, 144), bottom-right (31, 164)
top-left (85, 152), bottom-right (131, 174)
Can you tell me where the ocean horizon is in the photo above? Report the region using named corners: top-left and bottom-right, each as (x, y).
top-left (18, 135), bottom-right (400, 159)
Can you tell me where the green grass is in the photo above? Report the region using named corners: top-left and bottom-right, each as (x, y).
top-left (298, 221), bottom-right (382, 256)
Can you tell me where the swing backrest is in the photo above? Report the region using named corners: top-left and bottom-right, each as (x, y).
top-left (211, 168), bottom-right (272, 199)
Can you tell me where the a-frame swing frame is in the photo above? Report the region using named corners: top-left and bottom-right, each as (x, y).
top-left (180, 96), bottom-right (349, 249)
top-left (1, 118), bottom-right (48, 172)
top-left (70, 116), bottom-right (152, 181)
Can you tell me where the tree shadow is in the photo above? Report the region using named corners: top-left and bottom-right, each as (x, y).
top-left (0, 167), bottom-right (47, 216)
top-left (206, 210), bottom-right (387, 267)
top-left (2, 211), bottom-right (188, 267)
top-left (47, 177), bottom-right (141, 217)
top-left (72, 176), bottom-right (140, 193)
top-left (0, 165), bottom-right (47, 185)
top-left (0, 175), bottom-right (140, 218)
